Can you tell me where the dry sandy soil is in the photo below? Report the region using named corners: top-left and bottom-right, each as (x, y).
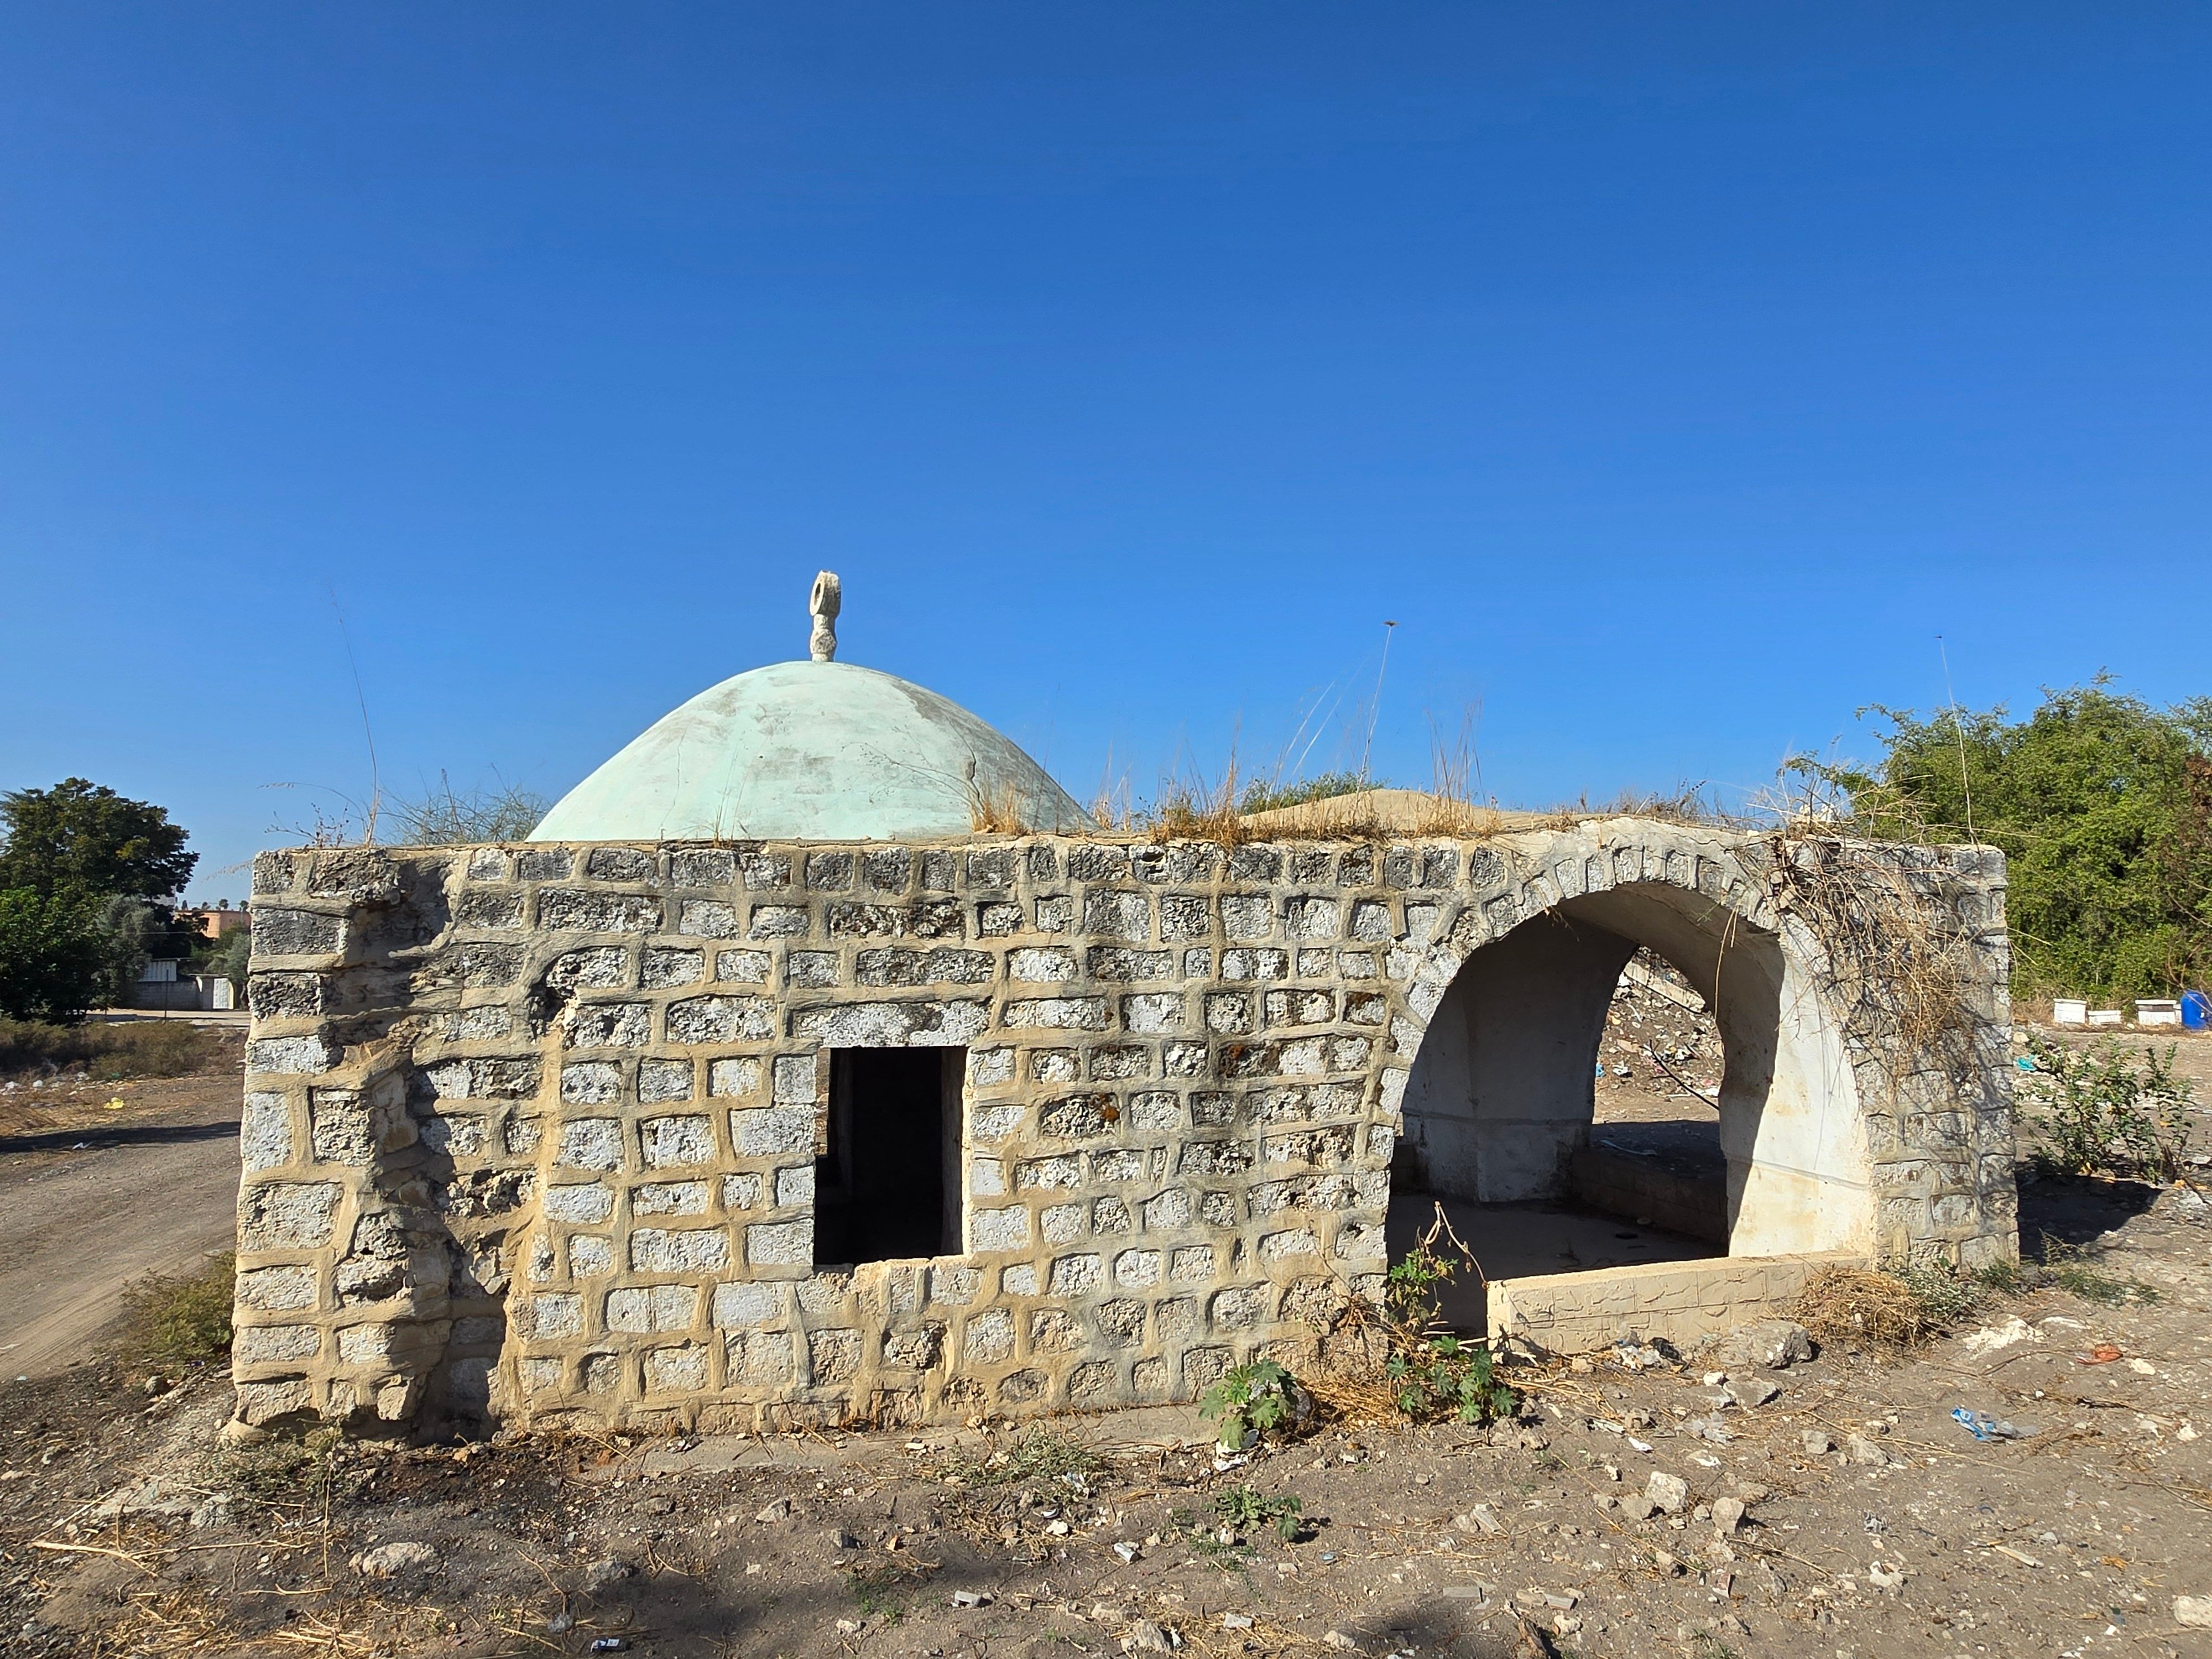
top-left (0, 1026), bottom-right (246, 1382)
top-left (2, 1012), bottom-right (2209, 1658)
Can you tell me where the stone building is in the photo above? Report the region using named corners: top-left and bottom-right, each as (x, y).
top-left (229, 587), bottom-right (2015, 1437)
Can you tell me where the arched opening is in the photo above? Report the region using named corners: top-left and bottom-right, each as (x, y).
top-left (1387, 882), bottom-right (1870, 1333)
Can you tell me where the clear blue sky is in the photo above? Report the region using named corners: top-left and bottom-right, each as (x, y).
top-left (4, 6), bottom-right (2208, 901)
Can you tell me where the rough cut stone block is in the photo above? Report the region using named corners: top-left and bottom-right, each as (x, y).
top-left (238, 1181), bottom-right (341, 1250)
top-left (632, 1227), bottom-right (731, 1272)
top-left (537, 889), bottom-right (662, 932)
top-left (241, 1093), bottom-right (293, 1171)
top-left (248, 1035), bottom-right (338, 1076)
top-left (666, 995), bottom-right (775, 1044)
top-left (745, 1220), bottom-right (811, 1267)
top-left (707, 948), bottom-right (768, 984)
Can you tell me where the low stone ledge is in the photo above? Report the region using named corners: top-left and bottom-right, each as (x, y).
top-left (1488, 1251), bottom-right (1860, 1354)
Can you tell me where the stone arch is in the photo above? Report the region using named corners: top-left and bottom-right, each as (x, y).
top-left (1389, 840), bottom-right (1872, 1261)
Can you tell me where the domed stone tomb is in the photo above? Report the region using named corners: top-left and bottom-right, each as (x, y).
top-left (530, 574), bottom-right (1092, 842)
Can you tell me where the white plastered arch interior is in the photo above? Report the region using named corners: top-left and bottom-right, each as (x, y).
top-left (1393, 874), bottom-right (1872, 1258)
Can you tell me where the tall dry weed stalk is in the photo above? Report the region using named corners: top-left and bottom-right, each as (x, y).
top-left (966, 777), bottom-right (1032, 836)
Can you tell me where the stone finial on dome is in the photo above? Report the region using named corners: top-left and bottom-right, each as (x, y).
top-left (808, 571), bottom-right (842, 662)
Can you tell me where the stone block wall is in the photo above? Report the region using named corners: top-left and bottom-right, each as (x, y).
top-left (231, 823), bottom-right (2013, 1435)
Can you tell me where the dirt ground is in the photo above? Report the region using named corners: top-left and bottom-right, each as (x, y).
top-left (0, 1026), bottom-right (246, 1381)
top-left (3, 1009), bottom-right (2210, 1657)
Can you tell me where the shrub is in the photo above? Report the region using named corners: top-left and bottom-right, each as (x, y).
top-left (2022, 1034), bottom-right (2197, 1182)
top-left (1375, 1219), bottom-right (1517, 1425)
top-left (0, 1016), bottom-right (228, 1078)
top-left (121, 1251), bottom-right (235, 1368)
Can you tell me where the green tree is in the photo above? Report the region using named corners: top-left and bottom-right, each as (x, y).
top-left (1822, 683), bottom-right (2212, 999)
top-left (92, 895), bottom-right (159, 1007)
top-left (0, 889), bottom-right (105, 1021)
top-left (0, 779), bottom-right (196, 902)
top-left (210, 923), bottom-right (253, 997)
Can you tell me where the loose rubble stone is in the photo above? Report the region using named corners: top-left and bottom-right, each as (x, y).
top-left (1718, 1319), bottom-right (1816, 1370)
top-left (1646, 1472), bottom-right (1690, 1514)
top-left (1725, 1375), bottom-right (1780, 1408)
top-left (353, 1541), bottom-right (441, 1577)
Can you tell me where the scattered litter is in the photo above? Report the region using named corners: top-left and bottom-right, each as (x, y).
top-left (2081, 1343), bottom-right (2122, 1365)
top-left (1627, 1436), bottom-right (1653, 1454)
top-left (1611, 1338), bottom-right (1679, 1372)
top-left (1952, 1408), bottom-right (2033, 1442)
top-left (1114, 1541), bottom-right (1142, 1564)
top-left (1222, 1613), bottom-right (1255, 1630)
top-left (588, 1642), bottom-right (628, 1655)
top-left (951, 1590), bottom-right (990, 1608)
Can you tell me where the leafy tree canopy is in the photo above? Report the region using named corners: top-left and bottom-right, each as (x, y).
top-left (0, 779), bottom-right (196, 903)
top-left (0, 888), bottom-right (106, 1021)
top-left (1819, 682), bottom-right (2212, 1000)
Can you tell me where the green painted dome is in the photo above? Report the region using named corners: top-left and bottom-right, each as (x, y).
top-left (530, 659), bottom-right (1093, 843)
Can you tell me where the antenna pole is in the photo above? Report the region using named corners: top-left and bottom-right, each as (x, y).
top-left (1360, 620), bottom-right (1396, 784)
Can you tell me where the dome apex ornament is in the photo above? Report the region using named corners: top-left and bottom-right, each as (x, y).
top-left (808, 571), bottom-right (842, 662)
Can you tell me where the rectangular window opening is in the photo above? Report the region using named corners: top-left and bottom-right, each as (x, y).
top-left (813, 1046), bottom-right (962, 1266)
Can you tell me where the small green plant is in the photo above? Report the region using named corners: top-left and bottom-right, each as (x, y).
top-left (1895, 1260), bottom-right (1977, 1327)
top-left (1385, 1331), bottom-right (1517, 1425)
top-left (1198, 1359), bottom-right (1300, 1449)
top-left (848, 1566), bottom-right (912, 1624)
top-left (121, 1251), bottom-right (236, 1368)
top-left (1973, 1259), bottom-right (2024, 1293)
top-left (2023, 1035), bottom-right (2197, 1182)
top-left (218, 1425), bottom-right (350, 1509)
top-left (1214, 1483), bottom-right (1305, 1542)
top-left (2039, 1237), bottom-right (2159, 1306)
top-left (1377, 1217), bottom-right (1519, 1425)
top-left (1238, 772), bottom-right (1374, 816)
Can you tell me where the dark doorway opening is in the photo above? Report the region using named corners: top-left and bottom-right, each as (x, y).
top-left (813, 1047), bottom-right (963, 1266)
